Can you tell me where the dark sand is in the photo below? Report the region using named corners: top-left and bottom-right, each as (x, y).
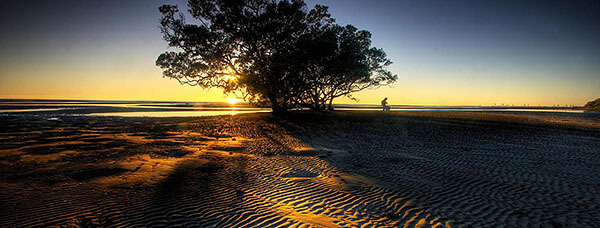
top-left (1, 111), bottom-right (599, 227)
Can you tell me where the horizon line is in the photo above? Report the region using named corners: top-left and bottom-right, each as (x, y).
top-left (0, 98), bottom-right (584, 108)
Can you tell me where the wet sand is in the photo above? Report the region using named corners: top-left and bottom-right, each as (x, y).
top-left (1, 111), bottom-right (599, 227)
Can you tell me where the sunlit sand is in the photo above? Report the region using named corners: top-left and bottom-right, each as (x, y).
top-left (1, 111), bottom-right (599, 227)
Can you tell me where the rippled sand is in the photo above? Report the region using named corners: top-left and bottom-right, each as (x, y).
top-left (1, 111), bottom-right (599, 227)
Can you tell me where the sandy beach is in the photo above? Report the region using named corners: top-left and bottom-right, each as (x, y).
top-left (1, 111), bottom-right (599, 227)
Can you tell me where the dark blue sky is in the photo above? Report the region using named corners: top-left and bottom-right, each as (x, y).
top-left (0, 0), bottom-right (598, 105)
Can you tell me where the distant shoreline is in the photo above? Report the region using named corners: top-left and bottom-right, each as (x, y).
top-left (1, 99), bottom-right (595, 117)
top-left (0, 98), bottom-right (586, 109)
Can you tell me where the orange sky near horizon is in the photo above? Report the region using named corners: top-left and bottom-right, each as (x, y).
top-left (0, 51), bottom-right (595, 106)
top-left (0, 65), bottom-right (594, 106)
top-left (0, 35), bottom-right (595, 106)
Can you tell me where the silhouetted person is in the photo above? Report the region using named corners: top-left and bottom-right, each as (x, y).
top-left (381, 97), bottom-right (390, 111)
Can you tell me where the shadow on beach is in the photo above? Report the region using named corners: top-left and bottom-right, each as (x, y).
top-left (0, 111), bottom-right (599, 227)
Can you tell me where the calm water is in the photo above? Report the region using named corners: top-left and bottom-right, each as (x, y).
top-left (0, 99), bottom-right (591, 117)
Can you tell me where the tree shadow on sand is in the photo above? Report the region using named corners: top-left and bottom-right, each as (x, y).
top-left (266, 111), bottom-right (600, 227)
top-left (138, 112), bottom-right (460, 227)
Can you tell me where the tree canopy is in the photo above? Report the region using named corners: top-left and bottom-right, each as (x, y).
top-left (156, 0), bottom-right (396, 112)
top-left (584, 98), bottom-right (600, 110)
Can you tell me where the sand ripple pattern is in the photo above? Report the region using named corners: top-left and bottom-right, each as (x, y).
top-left (286, 112), bottom-right (600, 227)
top-left (1, 155), bottom-right (449, 227)
top-left (1, 112), bottom-right (599, 227)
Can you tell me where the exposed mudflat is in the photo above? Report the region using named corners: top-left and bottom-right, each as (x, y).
top-left (1, 111), bottom-right (599, 227)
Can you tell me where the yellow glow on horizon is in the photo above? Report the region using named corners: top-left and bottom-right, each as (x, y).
top-left (226, 98), bottom-right (240, 105)
top-left (0, 61), bottom-right (596, 106)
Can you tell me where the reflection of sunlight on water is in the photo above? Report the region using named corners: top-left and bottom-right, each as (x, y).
top-left (0, 101), bottom-right (253, 109)
top-left (89, 110), bottom-right (271, 117)
top-left (0, 108), bottom-right (66, 112)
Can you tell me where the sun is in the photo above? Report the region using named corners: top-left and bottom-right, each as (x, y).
top-left (224, 75), bottom-right (237, 81)
top-left (226, 98), bottom-right (239, 105)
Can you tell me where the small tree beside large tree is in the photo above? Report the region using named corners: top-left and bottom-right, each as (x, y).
top-left (156, 0), bottom-right (396, 113)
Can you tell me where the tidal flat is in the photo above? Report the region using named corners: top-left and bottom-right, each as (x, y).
top-left (1, 111), bottom-right (599, 227)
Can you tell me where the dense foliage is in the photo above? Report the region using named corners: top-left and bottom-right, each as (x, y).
top-left (584, 98), bottom-right (600, 110)
top-left (156, 0), bottom-right (396, 112)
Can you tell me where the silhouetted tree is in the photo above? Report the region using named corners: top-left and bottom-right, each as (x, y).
top-left (584, 98), bottom-right (600, 110)
top-left (156, 0), bottom-right (395, 113)
top-left (293, 24), bottom-right (396, 110)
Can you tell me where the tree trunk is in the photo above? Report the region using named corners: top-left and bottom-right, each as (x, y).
top-left (268, 94), bottom-right (286, 115)
top-left (272, 106), bottom-right (287, 115)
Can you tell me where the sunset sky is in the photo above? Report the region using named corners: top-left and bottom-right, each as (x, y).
top-left (0, 0), bottom-right (598, 106)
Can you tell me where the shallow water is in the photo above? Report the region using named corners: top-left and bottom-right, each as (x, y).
top-left (0, 108), bottom-right (67, 112)
top-left (89, 110), bottom-right (272, 117)
top-left (0, 99), bottom-right (591, 117)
